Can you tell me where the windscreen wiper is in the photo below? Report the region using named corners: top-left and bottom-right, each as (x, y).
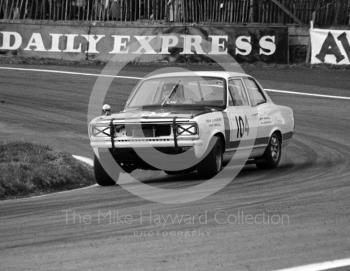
top-left (161, 80), bottom-right (181, 106)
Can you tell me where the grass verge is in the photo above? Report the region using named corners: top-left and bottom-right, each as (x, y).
top-left (0, 142), bottom-right (95, 200)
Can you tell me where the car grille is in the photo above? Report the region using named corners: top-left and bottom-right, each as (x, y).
top-left (115, 138), bottom-right (172, 142)
top-left (117, 124), bottom-right (172, 138)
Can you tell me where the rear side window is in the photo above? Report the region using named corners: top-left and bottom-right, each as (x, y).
top-left (243, 78), bottom-right (266, 106)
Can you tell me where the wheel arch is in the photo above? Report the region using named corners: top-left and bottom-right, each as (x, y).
top-left (213, 132), bottom-right (226, 151)
top-left (269, 129), bottom-right (283, 143)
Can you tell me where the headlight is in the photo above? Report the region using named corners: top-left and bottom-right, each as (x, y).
top-left (176, 123), bottom-right (198, 136)
top-left (91, 125), bottom-right (110, 137)
top-left (91, 124), bottom-right (127, 137)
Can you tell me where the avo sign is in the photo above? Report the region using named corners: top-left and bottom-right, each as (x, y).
top-left (311, 28), bottom-right (350, 65)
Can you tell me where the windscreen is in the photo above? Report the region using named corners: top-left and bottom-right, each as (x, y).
top-left (127, 76), bottom-right (226, 108)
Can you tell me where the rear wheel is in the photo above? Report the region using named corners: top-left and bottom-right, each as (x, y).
top-left (255, 132), bottom-right (282, 169)
top-left (94, 155), bottom-right (117, 186)
top-left (197, 136), bottom-right (223, 178)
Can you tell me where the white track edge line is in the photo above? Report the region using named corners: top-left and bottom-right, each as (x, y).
top-left (265, 88), bottom-right (350, 100)
top-left (1, 66), bottom-right (349, 100)
top-left (72, 155), bottom-right (94, 167)
top-left (0, 66), bottom-right (143, 80)
top-left (274, 258), bottom-right (350, 271)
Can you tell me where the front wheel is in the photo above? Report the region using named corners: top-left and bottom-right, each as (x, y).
top-left (94, 155), bottom-right (117, 186)
top-left (164, 168), bottom-right (195, 176)
top-left (255, 132), bottom-right (282, 169)
top-left (197, 136), bottom-right (224, 178)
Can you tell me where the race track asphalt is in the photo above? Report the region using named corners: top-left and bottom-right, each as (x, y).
top-left (0, 64), bottom-right (349, 271)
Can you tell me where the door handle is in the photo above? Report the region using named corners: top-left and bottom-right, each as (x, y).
top-left (251, 113), bottom-right (259, 117)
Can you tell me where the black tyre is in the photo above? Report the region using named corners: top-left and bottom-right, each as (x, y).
top-left (255, 132), bottom-right (282, 169)
top-left (197, 136), bottom-right (224, 178)
top-left (164, 168), bottom-right (194, 176)
top-left (119, 163), bottom-right (135, 174)
top-left (94, 155), bottom-right (117, 186)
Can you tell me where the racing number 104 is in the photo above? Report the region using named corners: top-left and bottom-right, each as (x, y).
top-left (235, 115), bottom-right (250, 138)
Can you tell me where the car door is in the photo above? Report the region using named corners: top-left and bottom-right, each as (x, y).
top-left (242, 77), bottom-right (272, 148)
top-left (225, 78), bottom-right (259, 151)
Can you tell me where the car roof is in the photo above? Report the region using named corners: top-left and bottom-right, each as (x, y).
top-left (145, 71), bottom-right (249, 80)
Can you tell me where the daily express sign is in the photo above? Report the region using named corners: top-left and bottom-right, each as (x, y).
top-left (0, 32), bottom-right (278, 55)
top-left (0, 25), bottom-right (288, 63)
top-left (311, 28), bottom-right (350, 65)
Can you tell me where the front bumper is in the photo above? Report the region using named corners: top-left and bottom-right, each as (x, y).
top-left (90, 135), bottom-right (204, 171)
top-left (90, 137), bottom-right (202, 149)
top-left (90, 137), bottom-right (205, 159)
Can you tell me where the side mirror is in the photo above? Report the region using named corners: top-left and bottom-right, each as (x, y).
top-left (102, 104), bottom-right (111, 116)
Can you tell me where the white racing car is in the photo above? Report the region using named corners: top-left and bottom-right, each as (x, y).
top-left (89, 71), bottom-right (294, 186)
